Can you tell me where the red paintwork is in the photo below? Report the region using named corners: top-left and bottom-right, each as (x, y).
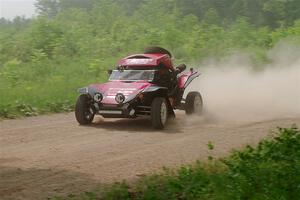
top-left (177, 71), bottom-right (194, 89)
top-left (90, 81), bottom-right (153, 105)
top-left (86, 52), bottom-right (198, 105)
top-left (118, 54), bottom-right (174, 70)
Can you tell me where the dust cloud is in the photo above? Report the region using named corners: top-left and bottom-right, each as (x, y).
top-left (188, 42), bottom-right (300, 123)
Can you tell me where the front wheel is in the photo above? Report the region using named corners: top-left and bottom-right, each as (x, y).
top-left (151, 97), bottom-right (168, 129)
top-left (75, 94), bottom-right (94, 125)
top-left (185, 91), bottom-right (203, 115)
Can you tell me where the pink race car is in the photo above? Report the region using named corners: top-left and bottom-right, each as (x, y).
top-left (75, 47), bottom-right (203, 129)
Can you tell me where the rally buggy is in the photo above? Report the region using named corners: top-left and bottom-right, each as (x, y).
top-left (75, 47), bottom-right (203, 129)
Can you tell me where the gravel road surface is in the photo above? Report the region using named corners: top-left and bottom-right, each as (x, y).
top-left (1, 112), bottom-right (299, 199)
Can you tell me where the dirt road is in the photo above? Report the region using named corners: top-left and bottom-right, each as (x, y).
top-left (0, 112), bottom-right (299, 200)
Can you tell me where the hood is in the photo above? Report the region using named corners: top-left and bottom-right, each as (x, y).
top-left (89, 81), bottom-right (152, 104)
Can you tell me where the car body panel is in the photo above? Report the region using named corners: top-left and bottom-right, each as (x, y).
top-left (177, 71), bottom-right (201, 89)
top-left (89, 81), bottom-right (153, 105)
top-left (118, 53), bottom-right (173, 70)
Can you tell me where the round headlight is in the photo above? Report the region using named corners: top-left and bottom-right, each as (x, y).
top-left (93, 93), bottom-right (103, 103)
top-left (115, 93), bottom-right (125, 104)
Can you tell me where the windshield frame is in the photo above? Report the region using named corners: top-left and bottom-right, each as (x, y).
top-left (108, 69), bottom-right (157, 82)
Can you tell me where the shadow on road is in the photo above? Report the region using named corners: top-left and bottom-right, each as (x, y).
top-left (89, 116), bottom-right (184, 134)
top-left (0, 165), bottom-right (101, 200)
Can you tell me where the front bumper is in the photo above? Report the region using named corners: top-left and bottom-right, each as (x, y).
top-left (94, 102), bottom-right (151, 118)
top-left (94, 103), bottom-right (132, 118)
top-left (94, 103), bottom-right (142, 118)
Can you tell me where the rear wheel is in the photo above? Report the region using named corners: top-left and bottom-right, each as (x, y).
top-left (151, 97), bottom-right (168, 129)
top-left (75, 94), bottom-right (94, 125)
top-left (185, 91), bottom-right (203, 115)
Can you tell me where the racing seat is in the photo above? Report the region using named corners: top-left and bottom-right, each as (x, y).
top-left (175, 64), bottom-right (186, 75)
top-left (166, 64), bottom-right (186, 98)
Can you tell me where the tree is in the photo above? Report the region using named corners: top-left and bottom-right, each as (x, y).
top-left (35, 0), bottom-right (60, 19)
top-left (59, 0), bottom-right (94, 11)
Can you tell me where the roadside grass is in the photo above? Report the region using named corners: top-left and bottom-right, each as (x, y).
top-left (0, 57), bottom-right (111, 118)
top-left (52, 126), bottom-right (300, 200)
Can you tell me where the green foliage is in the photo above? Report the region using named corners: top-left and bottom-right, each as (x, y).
top-left (218, 126), bottom-right (300, 199)
top-left (0, 1), bottom-right (300, 118)
top-left (207, 141), bottom-right (214, 150)
top-left (54, 127), bottom-right (300, 200)
top-left (35, 0), bottom-right (60, 19)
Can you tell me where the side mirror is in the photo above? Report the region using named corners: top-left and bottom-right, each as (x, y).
top-left (107, 69), bottom-right (112, 75)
